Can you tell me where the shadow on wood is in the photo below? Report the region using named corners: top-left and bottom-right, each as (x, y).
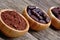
top-left (50, 25), bottom-right (60, 31)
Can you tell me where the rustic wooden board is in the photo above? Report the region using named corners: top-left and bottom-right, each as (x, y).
top-left (0, 0), bottom-right (60, 40)
top-left (0, 32), bottom-right (37, 40)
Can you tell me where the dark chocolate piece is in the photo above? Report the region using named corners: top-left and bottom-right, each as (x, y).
top-left (39, 20), bottom-right (46, 24)
top-left (51, 7), bottom-right (60, 20)
top-left (27, 5), bottom-right (36, 10)
top-left (27, 6), bottom-right (50, 24)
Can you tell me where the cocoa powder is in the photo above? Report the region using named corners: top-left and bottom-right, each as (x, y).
top-left (1, 11), bottom-right (27, 30)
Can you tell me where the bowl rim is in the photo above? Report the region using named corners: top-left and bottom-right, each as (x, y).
top-left (49, 6), bottom-right (60, 22)
top-left (0, 9), bottom-right (29, 32)
top-left (25, 6), bottom-right (51, 26)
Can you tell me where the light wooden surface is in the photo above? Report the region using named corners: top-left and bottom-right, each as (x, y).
top-left (0, 0), bottom-right (60, 40)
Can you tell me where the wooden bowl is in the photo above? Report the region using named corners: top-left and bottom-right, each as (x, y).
top-left (0, 9), bottom-right (29, 37)
top-left (48, 6), bottom-right (60, 29)
top-left (22, 6), bottom-right (51, 31)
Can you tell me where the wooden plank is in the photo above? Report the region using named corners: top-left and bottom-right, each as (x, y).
top-left (0, 0), bottom-right (60, 40)
top-left (29, 28), bottom-right (60, 40)
top-left (0, 31), bottom-right (38, 40)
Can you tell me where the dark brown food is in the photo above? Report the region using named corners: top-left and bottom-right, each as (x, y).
top-left (27, 5), bottom-right (50, 24)
top-left (1, 11), bottom-right (27, 30)
top-left (51, 7), bottom-right (60, 20)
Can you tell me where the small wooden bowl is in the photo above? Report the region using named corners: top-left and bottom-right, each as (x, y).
top-left (22, 6), bottom-right (51, 31)
top-left (0, 9), bottom-right (29, 37)
top-left (48, 6), bottom-right (60, 29)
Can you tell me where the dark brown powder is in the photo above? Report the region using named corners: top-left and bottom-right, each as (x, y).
top-left (1, 11), bottom-right (27, 30)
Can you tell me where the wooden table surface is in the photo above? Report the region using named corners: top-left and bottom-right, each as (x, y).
top-left (0, 0), bottom-right (60, 40)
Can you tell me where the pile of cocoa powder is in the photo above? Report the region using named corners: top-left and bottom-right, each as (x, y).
top-left (1, 11), bottom-right (27, 30)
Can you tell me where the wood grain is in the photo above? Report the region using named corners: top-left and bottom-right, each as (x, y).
top-left (0, 0), bottom-right (60, 40)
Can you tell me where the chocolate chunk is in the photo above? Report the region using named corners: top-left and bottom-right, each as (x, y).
top-left (33, 8), bottom-right (41, 13)
top-left (32, 9), bottom-right (43, 20)
top-left (27, 10), bottom-right (31, 15)
top-left (27, 5), bottom-right (50, 24)
top-left (33, 8), bottom-right (44, 16)
top-left (52, 8), bottom-right (59, 17)
top-left (43, 13), bottom-right (47, 17)
top-left (46, 17), bottom-right (50, 23)
top-left (57, 7), bottom-right (60, 9)
top-left (39, 11), bottom-right (44, 16)
top-left (27, 5), bottom-right (36, 10)
top-left (39, 20), bottom-right (46, 24)
top-left (30, 15), bottom-right (39, 22)
top-left (51, 7), bottom-right (60, 20)
top-left (52, 8), bottom-right (59, 14)
top-left (39, 16), bottom-right (43, 20)
top-left (32, 9), bottom-right (40, 17)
